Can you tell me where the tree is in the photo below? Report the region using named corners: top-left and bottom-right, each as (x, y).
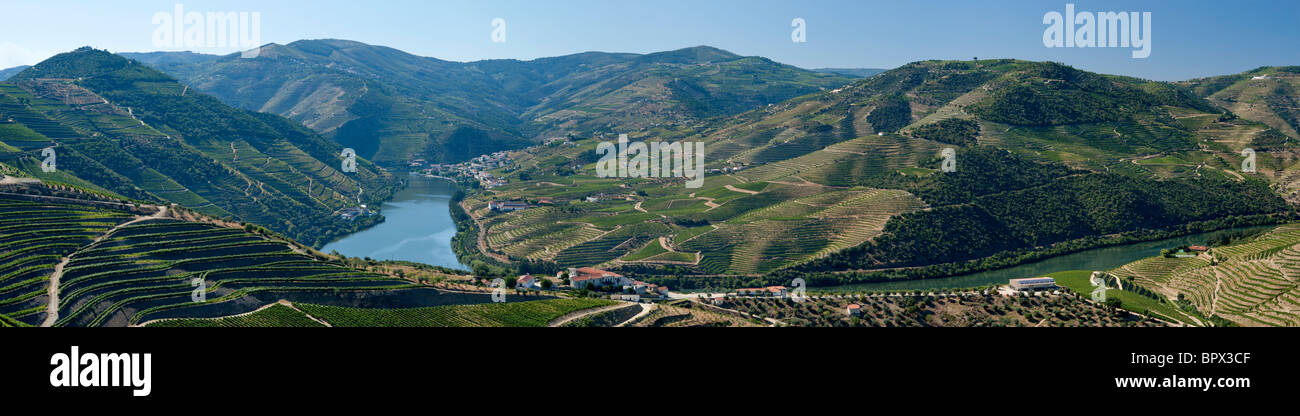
top-left (472, 262), bottom-right (491, 277)
top-left (1104, 297), bottom-right (1122, 310)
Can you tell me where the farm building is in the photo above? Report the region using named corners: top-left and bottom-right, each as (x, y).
top-left (566, 267), bottom-right (631, 289)
top-left (846, 304), bottom-right (862, 316)
top-left (611, 294), bottom-right (640, 302)
top-left (1009, 277), bottom-right (1058, 292)
top-left (627, 280), bottom-right (670, 298)
top-left (517, 274), bottom-right (537, 290)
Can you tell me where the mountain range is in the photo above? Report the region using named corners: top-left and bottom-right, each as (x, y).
top-left (121, 40), bottom-right (855, 165)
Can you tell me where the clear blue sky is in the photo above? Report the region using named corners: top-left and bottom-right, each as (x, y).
top-left (1, 0), bottom-right (1297, 80)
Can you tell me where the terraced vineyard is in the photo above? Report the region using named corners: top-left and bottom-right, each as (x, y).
top-left (627, 301), bottom-right (759, 327)
top-left (291, 298), bottom-right (614, 327)
top-left (470, 175), bottom-right (925, 275)
top-left (0, 185), bottom-right (427, 327)
top-left (1110, 224), bottom-right (1300, 326)
top-left (145, 303), bottom-right (326, 327)
top-left (0, 194), bottom-right (134, 325)
top-left (143, 298), bottom-right (615, 327)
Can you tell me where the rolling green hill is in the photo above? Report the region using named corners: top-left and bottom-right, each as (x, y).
top-left (1178, 66), bottom-right (1300, 140)
top-left (0, 47), bottom-right (402, 247)
top-left (464, 59), bottom-right (1296, 289)
top-left (123, 41), bottom-right (854, 165)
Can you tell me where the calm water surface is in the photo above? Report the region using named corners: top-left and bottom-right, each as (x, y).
top-left (322, 175), bottom-right (468, 270)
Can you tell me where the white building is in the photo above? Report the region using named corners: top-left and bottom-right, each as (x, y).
top-left (516, 274), bottom-right (538, 290)
top-left (1009, 277), bottom-right (1057, 292)
top-left (567, 267), bottom-right (632, 289)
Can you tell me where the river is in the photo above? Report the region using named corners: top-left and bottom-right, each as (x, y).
top-left (815, 226), bottom-right (1273, 293)
top-left (322, 175), bottom-right (468, 270)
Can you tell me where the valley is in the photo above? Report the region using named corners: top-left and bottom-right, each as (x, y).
top-left (3, 44), bottom-right (1300, 327)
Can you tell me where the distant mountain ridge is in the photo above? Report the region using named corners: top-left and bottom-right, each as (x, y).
top-left (122, 40), bottom-right (854, 165)
top-left (0, 65), bottom-right (31, 81)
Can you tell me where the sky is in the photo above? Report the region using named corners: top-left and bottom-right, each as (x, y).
top-left (0, 0), bottom-right (1297, 81)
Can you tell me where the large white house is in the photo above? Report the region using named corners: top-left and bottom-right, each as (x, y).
top-left (566, 267), bottom-right (632, 289)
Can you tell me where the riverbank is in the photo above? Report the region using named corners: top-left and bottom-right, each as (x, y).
top-left (639, 213), bottom-right (1294, 291)
top-left (811, 224), bottom-right (1281, 293)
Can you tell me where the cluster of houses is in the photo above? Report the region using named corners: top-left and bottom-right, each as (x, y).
top-left (484, 267), bottom-right (672, 302)
top-left (410, 151), bottom-right (514, 188)
top-left (705, 165), bottom-right (747, 175)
